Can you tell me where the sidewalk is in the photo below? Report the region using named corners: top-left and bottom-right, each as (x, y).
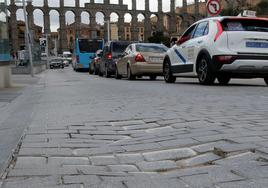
top-left (0, 74), bottom-right (41, 177)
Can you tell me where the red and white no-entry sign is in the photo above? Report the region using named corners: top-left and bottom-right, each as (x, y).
top-left (207, 0), bottom-right (222, 16)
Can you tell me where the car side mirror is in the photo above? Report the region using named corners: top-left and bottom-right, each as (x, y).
top-left (118, 54), bottom-right (125, 58)
top-left (177, 36), bottom-right (190, 45)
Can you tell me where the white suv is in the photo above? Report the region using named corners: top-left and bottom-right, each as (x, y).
top-left (163, 16), bottom-right (268, 85)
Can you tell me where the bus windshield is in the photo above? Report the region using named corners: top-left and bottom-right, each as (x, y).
top-left (78, 39), bottom-right (103, 53)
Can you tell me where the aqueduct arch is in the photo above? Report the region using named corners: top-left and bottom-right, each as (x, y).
top-left (8, 0), bottom-right (202, 53)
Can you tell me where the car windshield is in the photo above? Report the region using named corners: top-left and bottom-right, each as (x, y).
top-left (222, 18), bottom-right (268, 32)
top-left (112, 42), bottom-right (130, 53)
top-left (79, 39), bottom-right (103, 53)
top-left (136, 44), bottom-right (168, 53)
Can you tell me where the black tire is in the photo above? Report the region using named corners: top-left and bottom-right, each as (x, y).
top-left (150, 76), bottom-right (157, 80)
top-left (217, 75), bottom-right (231, 85)
top-left (98, 69), bottom-right (103, 77)
top-left (61, 66), bottom-right (64, 69)
top-left (115, 66), bottom-right (122, 79)
top-left (264, 78), bottom-right (268, 86)
top-left (127, 66), bottom-right (135, 80)
top-left (197, 55), bottom-right (216, 85)
top-left (104, 66), bottom-right (110, 78)
top-left (93, 65), bottom-right (99, 75)
top-left (89, 64), bottom-right (94, 75)
top-left (163, 59), bottom-right (176, 83)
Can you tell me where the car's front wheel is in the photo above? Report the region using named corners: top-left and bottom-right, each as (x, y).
top-left (89, 64), bottom-right (94, 74)
top-left (264, 77), bottom-right (268, 86)
top-left (163, 59), bottom-right (176, 83)
top-left (197, 55), bottom-right (216, 85)
top-left (115, 66), bottom-right (122, 79)
top-left (217, 74), bottom-right (231, 85)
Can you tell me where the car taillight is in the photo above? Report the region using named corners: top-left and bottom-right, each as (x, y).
top-left (135, 53), bottom-right (146, 62)
top-left (216, 55), bottom-right (236, 64)
top-left (76, 55), bottom-right (80, 63)
top-left (107, 53), bottom-right (112, 60)
top-left (214, 21), bottom-right (223, 42)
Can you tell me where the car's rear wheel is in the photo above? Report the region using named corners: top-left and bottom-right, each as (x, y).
top-left (98, 67), bottom-right (103, 77)
top-left (217, 74), bottom-right (231, 85)
top-left (127, 66), bottom-right (135, 80)
top-left (150, 76), bottom-right (157, 80)
top-left (115, 66), bottom-right (122, 79)
top-left (197, 55), bottom-right (216, 85)
top-left (104, 66), bottom-right (110, 78)
top-left (264, 77), bottom-right (268, 86)
top-left (163, 59), bottom-right (176, 83)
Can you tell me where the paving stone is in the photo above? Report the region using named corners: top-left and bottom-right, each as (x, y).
top-left (48, 157), bottom-right (90, 166)
top-left (63, 175), bottom-right (101, 184)
top-left (122, 143), bottom-right (161, 152)
top-left (158, 138), bottom-right (199, 147)
top-left (111, 120), bottom-right (145, 126)
top-left (191, 140), bottom-right (231, 153)
top-left (143, 148), bottom-right (196, 162)
top-left (88, 181), bottom-right (126, 188)
top-left (136, 160), bottom-right (177, 172)
top-left (145, 126), bottom-right (175, 134)
top-left (15, 157), bottom-right (47, 168)
top-left (116, 153), bottom-right (144, 164)
top-left (8, 166), bottom-right (77, 177)
top-left (177, 153), bottom-right (221, 167)
top-left (108, 165), bottom-right (139, 172)
top-left (90, 156), bottom-right (119, 166)
top-left (19, 148), bottom-right (73, 157)
top-left (1, 176), bottom-right (59, 188)
top-left (124, 178), bottom-right (190, 188)
top-left (214, 143), bottom-right (257, 157)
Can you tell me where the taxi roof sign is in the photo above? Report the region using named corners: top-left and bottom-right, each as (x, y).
top-left (241, 10), bottom-right (257, 17)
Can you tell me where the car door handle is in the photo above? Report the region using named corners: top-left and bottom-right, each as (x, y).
top-left (181, 46), bottom-right (186, 48)
top-left (197, 40), bottom-right (203, 44)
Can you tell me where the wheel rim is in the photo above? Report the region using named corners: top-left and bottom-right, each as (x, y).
top-left (198, 59), bottom-right (208, 82)
top-left (164, 62), bottom-right (170, 81)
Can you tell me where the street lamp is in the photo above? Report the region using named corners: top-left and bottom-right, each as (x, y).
top-left (15, 0), bottom-right (34, 77)
top-left (104, 20), bottom-right (110, 42)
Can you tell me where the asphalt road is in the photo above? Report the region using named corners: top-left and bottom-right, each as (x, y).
top-left (1, 67), bottom-right (268, 188)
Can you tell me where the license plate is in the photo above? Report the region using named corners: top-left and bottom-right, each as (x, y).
top-left (246, 42), bottom-right (268, 48)
top-left (149, 57), bottom-right (163, 63)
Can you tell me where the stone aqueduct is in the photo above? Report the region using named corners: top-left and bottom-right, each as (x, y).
top-left (8, 0), bottom-right (203, 53)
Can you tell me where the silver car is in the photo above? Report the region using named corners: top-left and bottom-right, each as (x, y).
top-left (115, 43), bottom-right (168, 80)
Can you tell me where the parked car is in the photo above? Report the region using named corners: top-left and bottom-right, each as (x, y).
top-left (163, 16), bottom-right (268, 85)
top-left (89, 49), bottom-right (103, 75)
top-left (99, 41), bottom-right (133, 77)
top-left (115, 43), bottom-right (168, 80)
top-left (49, 58), bottom-right (64, 69)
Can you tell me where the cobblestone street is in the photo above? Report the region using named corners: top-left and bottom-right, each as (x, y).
top-left (1, 68), bottom-right (268, 187)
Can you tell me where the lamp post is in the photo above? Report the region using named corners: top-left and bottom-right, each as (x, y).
top-left (43, 33), bottom-right (50, 69)
top-left (16, 0), bottom-right (34, 77)
top-left (104, 20), bottom-right (110, 42)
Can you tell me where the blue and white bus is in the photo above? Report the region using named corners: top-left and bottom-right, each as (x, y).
top-left (73, 38), bottom-right (104, 71)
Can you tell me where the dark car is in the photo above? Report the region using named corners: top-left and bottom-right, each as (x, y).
top-left (99, 41), bottom-right (133, 77)
top-left (89, 49), bottom-right (103, 75)
top-left (49, 58), bottom-right (64, 69)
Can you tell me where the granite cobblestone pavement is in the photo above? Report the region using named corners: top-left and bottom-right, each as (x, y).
top-left (1, 68), bottom-right (268, 187)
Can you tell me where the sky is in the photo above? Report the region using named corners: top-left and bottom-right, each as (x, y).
top-left (9, 0), bottom-right (203, 32)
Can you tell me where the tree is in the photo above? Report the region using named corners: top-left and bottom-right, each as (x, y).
top-left (255, 0), bottom-right (268, 15)
top-left (148, 32), bottom-right (170, 47)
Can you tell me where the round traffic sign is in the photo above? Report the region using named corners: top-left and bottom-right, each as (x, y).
top-left (207, 0), bottom-right (222, 16)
